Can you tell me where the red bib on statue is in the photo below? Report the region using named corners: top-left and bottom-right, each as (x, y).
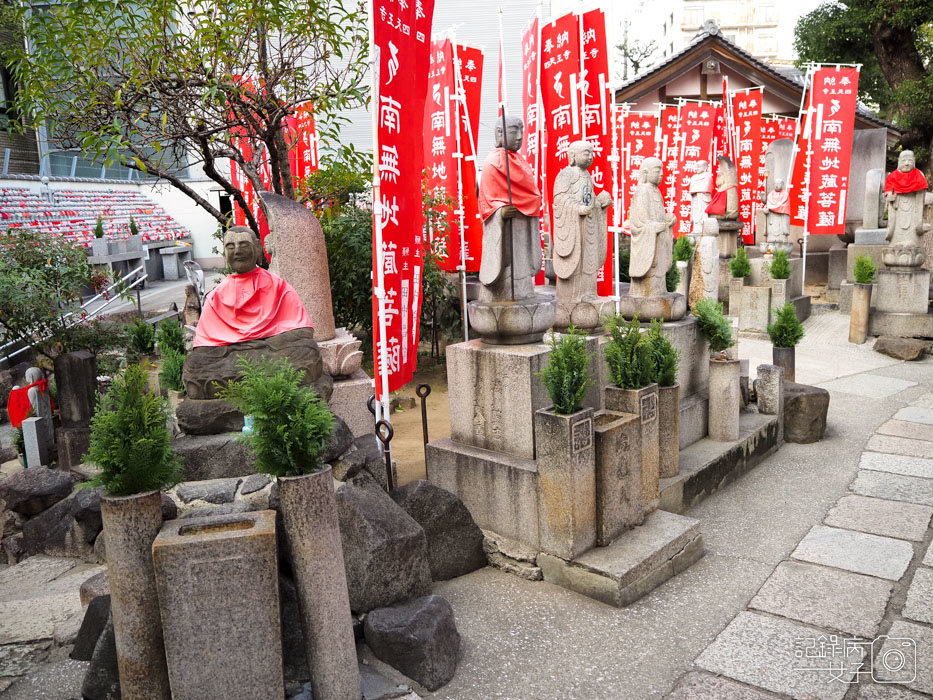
top-left (884, 168), bottom-right (928, 195)
top-left (193, 267), bottom-right (313, 347)
top-left (705, 185), bottom-right (736, 216)
top-left (478, 149), bottom-right (541, 221)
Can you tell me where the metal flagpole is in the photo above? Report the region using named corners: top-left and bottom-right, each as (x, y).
top-left (799, 66), bottom-right (815, 288)
top-left (450, 36), bottom-right (470, 342)
top-left (609, 102), bottom-right (624, 312)
top-left (578, 3), bottom-right (586, 142)
top-left (498, 8), bottom-right (516, 301)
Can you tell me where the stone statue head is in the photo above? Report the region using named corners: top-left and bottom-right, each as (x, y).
top-left (696, 160), bottom-right (708, 174)
top-left (774, 178), bottom-right (785, 191)
top-left (25, 367), bottom-right (44, 384)
top-left (715, 156), bottom-right (737, 188)
top-left (494, 116), bottom-right (524, 152)
top-left (639, 157), bottom-right (663, 186)
top-left (224, 226), bottom-right (261, 275)
top-left (897, 150), bottom-right (916, 173)
top-left (568, 140), bottom-right (594, 169)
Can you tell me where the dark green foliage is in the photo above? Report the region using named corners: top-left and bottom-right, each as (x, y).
top-left (729, 247), bottom-right (751, 278)
top-left (297, 148), bottom-right (371, 214)
top-left (126, 319), bottom-right (155, 355)
top-left (853, 255), bottom-right (877, 284)
top-left (94, 217), bottom-right (105, 239)
top-left (536, 327), bottom-right (592, 415)
top-left (321, 205), bottom-right (374, 349)
top-left (618, 247), bottom-right (631, 283)
top-left (767, 303), bottom-right (805, 348)
top-left (85, 364), bottom-right (181, 496)
top-left (673, 236), bottom-right (694, 263)
top-left (159, 348), bottom-right (185, 392)
top-left (218, 357), bottom-right (335, 477)
top-left (12, 426), bottom-right (24, 457)
top-left (646, 319), bottom-right (680, 387)
top-left (155, 319), bottom-right (186, 356)
top-left (129, 216), bottom-right (139, 237)
top-left (693, 298), bottom-right (734, 355)
top-left (666, 264), bottom-right (680, 293)
top-left (604, 314), bottom-right (654, 390)
top-left (67, 320), bottom-right (127, 357)
top-left (767, 250), bottom-right (791, 280)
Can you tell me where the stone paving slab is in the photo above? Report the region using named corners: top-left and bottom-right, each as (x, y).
top-left (666, 671), bottom-right (783, 699)
top-left (695, 611), bottom-right (856, 699)
top-left (859, 452), bottom-right (933, 480)
top-left (925, 541), bottom-right (933, 567)
top-left (894, 407), bottom-right (933, 425)
top-left (824, 495), bottom-right (933, 541)
top-left (857, 684), bottom-right (931, 699)
top-left (0, 557), bottom-right (77, 599)
top-left (0, 592), bottom-right (85, 645)
top-left (877, 419), bottom-right (933, 443)
top-left (913, 393), bottom-right (933, 410)
top-left (866, 435), bottom-right (933, 460)
top-left (872, 621), bottom-right (933, 695)
top-left (791, 525), bottom-right (913, 581)
top-left (903, 567), bottom-right (933, 625)
top-left (818, 375), bottom-right (916, 399)
top-left (749, 560), bottom-right (892, 639)
top-left (852, 470), bottom-right (933, 507)
top-left (0, 641), bottom-right (51, 679)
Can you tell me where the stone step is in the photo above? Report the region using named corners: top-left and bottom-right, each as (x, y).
top-left (678, 392), bottom-right (708, 451)
top-left (537, 510), bottom-right (704, 607)
top-left (660, 411), bottom-right (780, 514)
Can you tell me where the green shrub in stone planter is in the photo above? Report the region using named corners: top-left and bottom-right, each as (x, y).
top-left (767, 249), bottom-right (791, 280)
top-left (728, 247), bottom-right (751, 279)
top-left (536, 326), bottom-right (592, 415)
top-left (693, 298), bottom-right (734, 357)
top-left (767, 303), bottom-right (804, 348)
top-left (158, 348), bottom-right (186, 392)
top-left (218, 356), bottom-right (335, 476)
top-left (853, 255), bottom-right (877, 284)
top-left (604, 314), bottom-right (653, 389)
top-left (126, 318), bottom-right (155, 356)
top-left (129, 216), bottom-right (139, 238)
top-left (155, 319), bottom-right (186, 356)
top-left (94, 216), bottom-right (105, 239)
top-left (665, 263), bottom-right (680, 293)
top-left (673, 236), bottom-right (694, 263)
top-left (646, 318), bottom-right (680, 387)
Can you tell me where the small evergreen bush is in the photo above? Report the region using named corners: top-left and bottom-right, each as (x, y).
top-left (129, 216), bottom-right (139, 237)
top-left (126, 318), bottom-right (155, 355)
top-left (537, 327), bottom-right (592, 415)
top-left (729, 247), bottom-right (751, 278)
top-left (618, 247), bottom-right (631, 283)
top-left (218, 357), bottom-right (335, 477)
top-left (159, 348), bottom-right (186, 392)
top-left (693, 298), bottom-right (734, 355)
top-left (646, 319), bottom-right (680, 387)
top-left (767, 303), bottom-right (805, 348)
top-left (155, 319), bottom-right (186, 356)
top-left (853, 255), bottom-right (877, 284)
top-left (767, 249), bottom-right (791, 280)
top-left (604, 314), bottom-right (654, 389)
top-left (12, 426), bottom-right (24, 457)
top-left (673, 236), bottom-right (694, 263)
top-left (84, 364), bottom-right (181, 496)
top-left (666, 263), bottom-right (680, 293)
top-left (94, 216), bottom-right (105, 239)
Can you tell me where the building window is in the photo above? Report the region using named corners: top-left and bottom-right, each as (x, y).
top-left (684, 7), bottom-right (704, 28)
top-left (758, 4), bottom-right (776, 24)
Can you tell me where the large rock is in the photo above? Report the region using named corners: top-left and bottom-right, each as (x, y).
top-left (783, 382), bottom-right (830, 444)
top-left (71, 594), bottom-right (111, 662)
top-left (80, 570), bottom-right (110, 606)
top-left (175, 477), bottom-right (241, 504)
top-left (81, 613), bottom-right (121, 700)
top-left (0, 467), bottom-right (75, 516)
top-left (874, 336), bottom-right (927, 361)
top-left (175, 398), bottom-right (244, 435)
top-left (21, 486), bottom-right (103, 561)
top-left (331, 434), bottom-right (388, 491)
top-left (172, 432), bottom-right (257, 481)
top-left (336, 477), bottom-right (431, 613)
top-left (363, 595), bottom-right (460, 691)
top-left (3, 532), bottom-right (24, 564)
top-left (182, 327), bottom-right (329, 400)
top-left (321, 416), bottom-right (354, 464)
top-left (390, 480), bottom-right (486, 581)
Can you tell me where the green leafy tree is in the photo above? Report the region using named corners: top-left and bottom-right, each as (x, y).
top-left (5, 0), bottom-right (368, 233)
top-left (85, 364), bottom-right (182, 496)
top-left (604, 314), bottom-right (654, 389)
top-left (794, 1), bottom-right (933, 171)
top-left (694, 298), bottom-right (734, 356)
top-left (645, 319), bottom-right (680, 387)
top-left (536, 327), bottom-right (592, 415)
top-left (673, 236), bottom-right (694, 263)
top-left (218, 357), bottom-right (335, 477)
top-left (767, 303), bottom-right (805, 348)
top-left (729, 247), bottom-right (752, 278)
top-left (766, 250), bottom-right (791, 280)
top-left (853, 254), bottom-right (878, 284)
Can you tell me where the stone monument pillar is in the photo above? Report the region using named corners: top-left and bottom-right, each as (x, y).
top-left (688, 219), bottom-right (720, 312)
top-left (552, 140), bottom-right (615, 330)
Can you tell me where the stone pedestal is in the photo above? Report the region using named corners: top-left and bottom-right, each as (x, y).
top-left (658, 384), bottom-right (680, 478)
top-left (554, 296), bottom-right (617, 332)
top-left (617, 292), bottom-right (687, 322)
top-left (152, 511), bottom-right (283, 700)
top-left (755, 364), bottom-right (785, 444)
top-left (467, 294), bottom-right (557, 345)
top-left (717, 222), bottom-right (740, 258)
top-left (54, 351), bottom-right (97, 428)
top-left (854, 228), bottom-right (887, 245)
top-left (875, 269), bottom-right (930, 315)
top-left (593, 410), bottom-right (643, 546)
top-left (727, 277), bottom-right (745, 316)
top-left (22, 416), bottom-right (50, 468)
top-left (534, 408), bottom-right (596, 560)
top-left (328, 369), bottom-right (374, 438)
top-left (605, 385), bottom-right (659, 511)
top-left (708, 359), bottom-right (740, 442)
top-left (828, 244), bottom-right (848, 290)
top-left (317, 328), bottom-right (363, 378)
top-left (738, 286), bottom-right (770, 333)
top-left (849, 283), bottom-right (872, 344)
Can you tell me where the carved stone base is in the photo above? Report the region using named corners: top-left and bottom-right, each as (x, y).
top-left (618, 293), bottom-right (687, 322)
top-left (467, 294), bottom-right (557, 345)
top-left (883, 245), bottom-right (925, 270)
top-left (317, 328), bottom-right (363, 377)
top-left (554, 296), bottom-right (617, 331)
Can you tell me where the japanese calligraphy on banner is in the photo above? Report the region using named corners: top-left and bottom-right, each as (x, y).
top-left (658, 105), bottom-right (680, 213)
top-left (789, 86), bottom-right (812, 227)
top-left (805, 66), bottom-right (860, 236)
top-left (520, 16), bottom-right (548, 283)
top-left (675, 101), bottom-right (716, 237)
top-left (759, 116), bottom-right (797, 195)
top-left (373, 0), bottom-right (436, 398)
top-left (730, 89), bottom-right (762, 244)
top-left (619, 111), bottom-right (658, 217)
top-left (422, 39), bottom-right (484, 274)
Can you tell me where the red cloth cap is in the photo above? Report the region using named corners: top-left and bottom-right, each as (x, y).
top-left (478, 149), bottom-right (541, 222)
top-left (884, 168), bottom-right (928, 195)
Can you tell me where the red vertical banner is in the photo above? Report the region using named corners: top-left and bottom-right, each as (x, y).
top-left (659, 105), bottom-right (680, 213)
top-left (806, 66), bottom-right (860, 236)
top-left (730, 89), bottom-right (762, 244)
top-left (676, 101), bottom-right (716, 238)
top-left (789, 86), bottom-right (813, 227)
top-left (372, 0), bottom-right (436, 398)
top-left (288, 102), bottom-right (319, 187)
top-left (454, 44), bottom-right (485, 273)
top-left (759, 116), bottom-right (797, 194)
top-left (621, 112), bottom-right (658, 217)
top-left (520, 16), bottom-right (547, 283)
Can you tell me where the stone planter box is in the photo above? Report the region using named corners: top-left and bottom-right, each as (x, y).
top-left (657, 383), bottom-right (680, 478)
top-left (533, 406), bottom-right (596, 560)
top-left (770, 278), bottom-right (789, 318)
top-left (91, 238), bottom-right (110, 258)
top-left (708, 359), bottom-right (741, 442)
top-left (152, 510), bottom-right (283, 700)
top-left (772, 346), bottom-right (795, 383)
top-left (728, 276), bottom-right (746, 316)
top-left (593, 409), bottom-right (642, 546)
top-left (278, 467), bottom-right (361, 700)
top-left (849, 283), bottom-right (872, 344)
top-left (100, 490), bottom-right (171, 700)
top-left (605, 384), bottom-right (659, 511)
